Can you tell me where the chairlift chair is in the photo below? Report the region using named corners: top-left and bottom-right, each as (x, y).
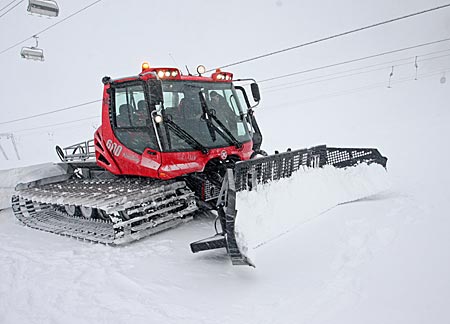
top-left (20, 36), bottom-right (44, 61)
top-left (20, 47), bottom-right (44, 61)
top-left (27, 0), bottom-right (59, 17)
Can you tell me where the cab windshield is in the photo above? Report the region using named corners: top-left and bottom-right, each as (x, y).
top-left (156, 80), bottom-right (251, 151)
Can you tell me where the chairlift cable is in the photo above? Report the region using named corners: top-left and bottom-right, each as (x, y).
top-left (207, 3), bottom-right (450, 72)
top-left (0, 0), bottom-right (18, 12)
top-left (298, 68), bottom-right (450, 103)
top-left (0, 99), bottom-right (101, 125)
top-left (0, 0), bottom-right (104, 56)
top-left (263, 67), bottom-right (450, 109)
top-left (259, 38), bottom-right (450, 83)
top-left (12, 68), bottom-right (449, 136)
top-left (262, 51), bottom-right (450, 92)
top-left (263, 51), bottom-right (450, 91)
top-left (11, 115), bottom-right (100, 133)
top-left (263, 60), bottom-right (450, 94)
top-left (0, 0), bottom-right (24, 18)
top-left (2, 40), bottom-right (449, 126)
top-left (35, 0), bottom-right (103, 36)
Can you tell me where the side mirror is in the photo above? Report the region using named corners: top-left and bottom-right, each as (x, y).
top-left (149, 79), bottom-right (164, 105)
top-left (250, 83), bottom-right (261, 102)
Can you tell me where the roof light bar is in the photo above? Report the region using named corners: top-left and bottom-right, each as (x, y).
top-left (212, 69), bottom-right (233, 82)
top-left (141, 62), bottom-right (180, 79)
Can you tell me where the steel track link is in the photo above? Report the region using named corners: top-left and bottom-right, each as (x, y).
top-left (12, 177), bottom-right (198, 244)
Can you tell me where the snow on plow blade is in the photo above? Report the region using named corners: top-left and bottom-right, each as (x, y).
top-left (190, 145), bottom-right (388, 267)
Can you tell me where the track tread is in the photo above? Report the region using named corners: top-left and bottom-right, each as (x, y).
top-left (13, 177), bottom-right (198, 244)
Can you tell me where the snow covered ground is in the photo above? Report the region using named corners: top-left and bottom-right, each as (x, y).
top-left (1, 75), bottom-right (449, 323)
top-left (1, 1), bottom-right (450, 323)
top-left (0, 164), bottom-right (433, 324)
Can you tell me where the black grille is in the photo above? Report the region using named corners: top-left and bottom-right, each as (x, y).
top-left (233, 145), bottom-right (387, 192)
top-left (326, 147), bottom-right (387, 168)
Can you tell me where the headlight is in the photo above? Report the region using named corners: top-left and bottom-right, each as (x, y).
top-left (197, 65), bottom-right (206, 74)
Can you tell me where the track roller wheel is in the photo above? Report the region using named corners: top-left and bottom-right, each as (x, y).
top-left (80, 206), bottom-right (97, 219)
top-left (97, 209), bottom-right (110, 221)
top-left (64, 205), bottom-right (78, 216)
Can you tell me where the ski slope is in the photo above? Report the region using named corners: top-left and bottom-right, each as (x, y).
top-left (1, 1), bottom-right (450, 323)
top-left (1, 75), bottom-right (449, 323)
top-left (0, 146), bottom-right (448, 324)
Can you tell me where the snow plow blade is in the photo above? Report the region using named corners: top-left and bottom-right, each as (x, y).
top-left (190, 145), bottom-right (388, 267)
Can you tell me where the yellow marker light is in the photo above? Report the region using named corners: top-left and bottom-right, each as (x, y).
top-left (141, 62), bottom-right (150, 71)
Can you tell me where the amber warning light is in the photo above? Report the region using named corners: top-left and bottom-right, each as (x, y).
top-left (156, 69), bottom-right (180, 79)
top-left (212, 69), bottom-right (233, 81)
top-left (141, 62), bottom-right (181, 79)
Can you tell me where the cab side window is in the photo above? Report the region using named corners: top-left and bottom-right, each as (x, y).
top-left (111, 83), bottom-right (158, 153)
top-left (114, 85), bottom-right (149, 128)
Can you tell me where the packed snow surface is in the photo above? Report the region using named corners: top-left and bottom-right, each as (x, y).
top-left (0, 163), bottom-right (66, 210)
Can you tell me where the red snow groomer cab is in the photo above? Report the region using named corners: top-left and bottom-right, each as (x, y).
top-left (95, 63), bottom-right (263, 181)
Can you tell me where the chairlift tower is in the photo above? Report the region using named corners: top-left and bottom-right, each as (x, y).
top-left (0, 133), bottom-right (20, 160)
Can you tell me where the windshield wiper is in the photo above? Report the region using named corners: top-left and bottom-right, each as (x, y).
top-left (163, 117), bottom-right (209, 154)
top-left (198, 92), bottom-right (217, 142)
top-left (210, 113), bottom-right (242, 148)
top-left (198, 92), bottom-right (242, 149)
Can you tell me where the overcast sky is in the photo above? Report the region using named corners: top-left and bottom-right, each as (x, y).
top-left (0, 0), bottom-right (449, 167)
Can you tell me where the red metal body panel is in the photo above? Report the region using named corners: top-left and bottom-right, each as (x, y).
top-left (157, 141), bottom-right (253, 179)
top-left (94, 69), bottom-right (253, 180)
